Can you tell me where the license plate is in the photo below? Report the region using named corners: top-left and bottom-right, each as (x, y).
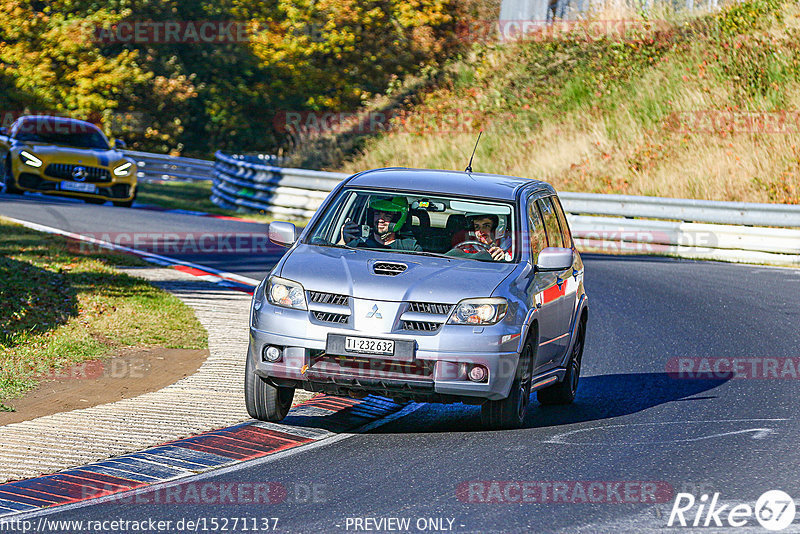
top-left (345, 336), bottom-right (394, 355)
top-left (60, 181), bottom-right (97, 193)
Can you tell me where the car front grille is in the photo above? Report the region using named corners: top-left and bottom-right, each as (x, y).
top-left (400, 301), bottom-right (453, 332)
top-left (45, 163), bottom-right (111, 183)
top-left (309, 353), bottom-right (435, 382)
top-left (308, 291), bottom-right (350, 306)
top-left (312, 311), bottom-right (349, 324)
top-left (402, 321), bottom-right (441, 332)
top-left (407, 302), bottom-right (453, 315)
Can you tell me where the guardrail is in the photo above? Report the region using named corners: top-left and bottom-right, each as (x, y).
top-left (209, 151), bottom-right (800, 266)
top-left (123, 149), bottom-right (214, 182)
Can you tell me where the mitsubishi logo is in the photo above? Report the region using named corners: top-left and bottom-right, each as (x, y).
top-left (72, 166), bottom-right (87, 181)
top-left (365, 304), bottom-right (382, 319)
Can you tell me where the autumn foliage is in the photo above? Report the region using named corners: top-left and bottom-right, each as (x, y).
top-left (0, 0), bottom-right (484, 156)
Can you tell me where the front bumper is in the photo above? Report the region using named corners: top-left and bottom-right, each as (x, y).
top-left (248, 308), bottom-right (523, 402)
top-left (14, 167), bottom-right (136, 202)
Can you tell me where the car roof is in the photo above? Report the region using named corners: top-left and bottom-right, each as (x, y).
top-left (345, 168), bottom-right (555, 201)
top-left (13, 115), bottom-right (103, 131)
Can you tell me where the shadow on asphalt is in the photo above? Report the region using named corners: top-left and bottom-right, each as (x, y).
top-left (366, 372), bottom-right (729, 434)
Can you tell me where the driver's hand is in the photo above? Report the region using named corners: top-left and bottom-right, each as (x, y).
top-left (488, 245), bottom-right (506, 261)
top-left (341, 220), bottom-right (361, 243)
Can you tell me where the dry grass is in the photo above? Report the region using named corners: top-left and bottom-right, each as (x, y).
top-left (332, 0), bottom-right (800, 204)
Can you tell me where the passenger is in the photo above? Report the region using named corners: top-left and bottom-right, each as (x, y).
top-left (341, 196), bottom-right (422, 251)
top-left (454, 214), bottom-right (511, 261)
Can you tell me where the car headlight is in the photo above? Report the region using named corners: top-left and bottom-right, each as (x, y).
top-left (267, 276), bottom-right (307, 310)
top-left (113, 161), bottom-right (133, 176)
top-left (19, 150), bottom-right (43, 168)
top-left (448, 298), bottom-right (508, 326)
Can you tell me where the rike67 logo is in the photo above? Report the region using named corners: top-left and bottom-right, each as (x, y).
top-left (668, 490), bottom-right (796, 531)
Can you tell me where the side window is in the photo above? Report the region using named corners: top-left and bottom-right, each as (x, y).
top-left (537, 197), bottom-right (563, 249)
top-left (552, 196), bottom-right (573, 249)
top-left (527, 199), bottom-right (547, 264)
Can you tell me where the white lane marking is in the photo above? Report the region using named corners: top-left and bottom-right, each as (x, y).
top-left (543, 419), bottom-right (791, 445)
top-left (0, 215), bottom-right (261, 287)
top-left (9, 403), bottom-right (424, 521)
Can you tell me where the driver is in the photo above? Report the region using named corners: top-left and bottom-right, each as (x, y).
top-left (462, 214), bottom-right (512, 261)
top-left (341, 196), bottom-right (422, 251)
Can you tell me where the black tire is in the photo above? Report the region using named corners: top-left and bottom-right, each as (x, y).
top-left (2, 159), bottom-right (22, 194)
top-left (537, 316), bottom-right (586, 405)
top-left (481, 339), bottom-right (535, 430)
top-left (244, 352), bottom-right (294, 422)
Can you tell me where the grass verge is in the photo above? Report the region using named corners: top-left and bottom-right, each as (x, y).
top-left (0, 219), bottom-right (208, 411)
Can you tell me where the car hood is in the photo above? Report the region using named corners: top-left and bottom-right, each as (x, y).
top-left (279, 244), bottom-right (517, 303)
top-left (19, 144), bottom-right (125, 167)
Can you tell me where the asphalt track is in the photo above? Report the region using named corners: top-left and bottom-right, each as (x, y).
top-left (2, 193), bottom-right (800, 533)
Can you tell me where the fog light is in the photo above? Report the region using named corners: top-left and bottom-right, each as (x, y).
top-left (263, 345), bottom-right (282, 363)
top-left (468, 364), bottom-right (488, 382)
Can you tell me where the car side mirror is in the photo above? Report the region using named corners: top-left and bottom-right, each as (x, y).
top-left (114, 139), bottom-right (127, 149)
top-left (536, 247), bottom-right (573, 271)
top-left (269, 221), bottom-right (297, 247)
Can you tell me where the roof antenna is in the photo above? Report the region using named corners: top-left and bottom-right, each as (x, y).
top-left (465, 130), bottom-right (482, 173)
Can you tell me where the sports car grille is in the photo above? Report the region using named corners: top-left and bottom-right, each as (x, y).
top-left (312, 311), bottom-right (349, 324)
top-left (308, 291), bottom-right (349, 306)
top-left (45, 163), bottom-right (111, 182)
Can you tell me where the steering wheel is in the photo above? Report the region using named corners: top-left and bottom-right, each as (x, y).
top-left (453, 240), bottom-right (491, 253)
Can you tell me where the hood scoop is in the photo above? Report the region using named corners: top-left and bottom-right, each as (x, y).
top-left (373, 262), bottom-right (407, 276)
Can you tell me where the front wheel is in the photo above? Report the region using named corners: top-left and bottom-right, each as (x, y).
top-left (538, 317), bottom-right (585, 405)
top-left (244, 352), bottom-right (294, 422)
top-left (2, 159), bottom-right (22, 194)
top-left (481, 340), bottom-right (534, 430)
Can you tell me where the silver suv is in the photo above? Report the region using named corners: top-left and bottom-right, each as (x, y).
top-left (246, 168), bottom-right (588, 429)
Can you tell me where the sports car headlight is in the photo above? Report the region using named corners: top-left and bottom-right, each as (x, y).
top-left (448, 298), bottom-right (508, 326)
top-left (266, 276), bottom-right (307, 310)
top-left (19, 150), bottom-right (43, 168)
top-left (113, 161), bottom-right (133, 176)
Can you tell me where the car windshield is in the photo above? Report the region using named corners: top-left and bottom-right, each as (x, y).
top-left (12, 118), bottom-right (110, 149)
top-left (306, 189), bottom-right (517, 263)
